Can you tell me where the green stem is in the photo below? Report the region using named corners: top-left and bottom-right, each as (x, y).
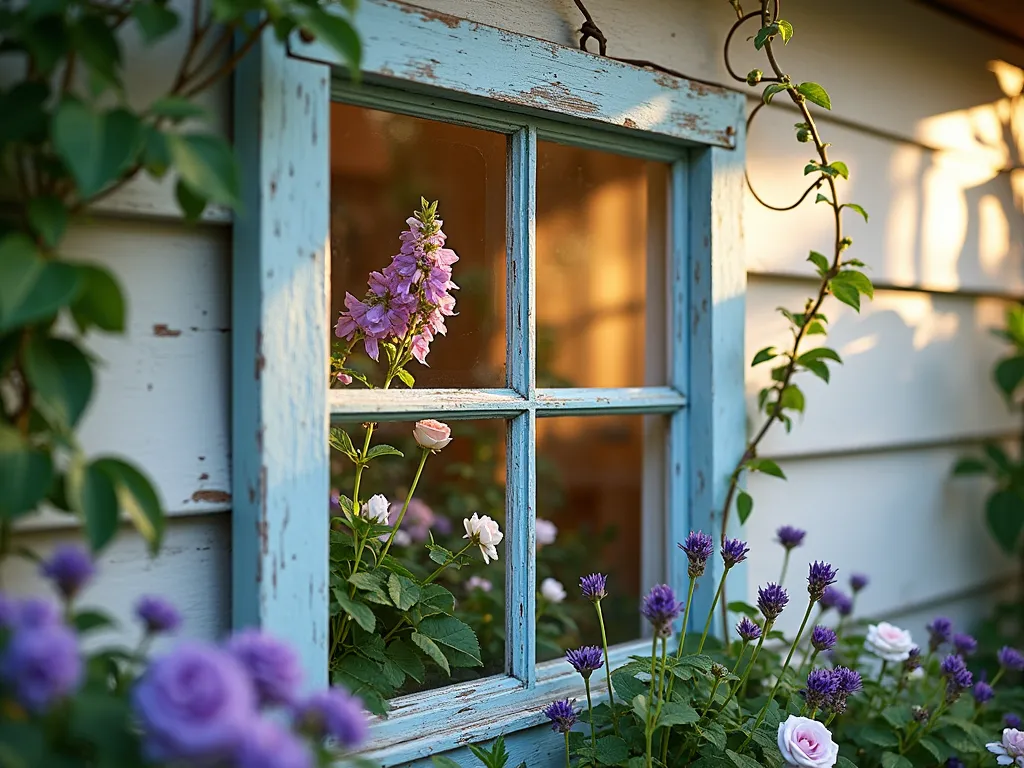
top-left (992, 668), bottom-right (1006, 688)
top-left (585, 677), bottom-right (596, 750)
top-left (594, 601), bottom-right (619, 735)
top-left (421, 541), bottom-right (475, 586)
top-left (644, 634), bottom-right (659, 768)
top-left (698, 568), bottom-right (730, 653)
top-left (779, 550), bottom-right (791, 585)
top-left (660, 578), bottom-right (695, 764)
top-left (717, 624), bottom-right (771, 716)
top-left (564, 731), bottom-right (571, 768)
top-left (700, 678), bottom-right (723, 719)
top-left (347, 423), bottom-right (378, 577)
top-left (377, 448), bottom-right (430, 565)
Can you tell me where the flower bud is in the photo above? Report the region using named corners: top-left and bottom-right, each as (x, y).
top-left (746, 69), bottom-right (763, 86)
top-left (796, 128), bottom-right (812, 143)
top-left (413, 419), bottom-right (452, 451)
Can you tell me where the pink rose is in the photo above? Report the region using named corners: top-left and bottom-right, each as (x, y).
top-left (988, 727), bottom-right (1024, 766)
top-left (864, 622), bottom-right (914, 662)
top-left (413, 419), bottom-right (452, 451)
top-left (777, 715), bottom-right (838, 768)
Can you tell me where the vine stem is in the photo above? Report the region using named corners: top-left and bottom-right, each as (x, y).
top-left (377, 447), bottom-right (430, 564)
top-left (594, 600), bottom-right (620, 735)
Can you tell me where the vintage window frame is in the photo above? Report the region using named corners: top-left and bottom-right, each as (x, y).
top-left (231, 1), bottom-right (747, 763)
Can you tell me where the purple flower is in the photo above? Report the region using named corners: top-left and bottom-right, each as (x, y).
top-left (972, 681), bottom-right (994, 705)
top-left (945, 760), bottom-right (965, 768)
top-left (679, 531), bottom-right (714, 578)
top-left (850, 573), bottom-right (869, 593)
top-left (835, 591), bottom-right (854, 617)
top-left (226, 629), bottom-right (303, 707)
top-left (235, 718), bottom-right (313, 768)
top-left (1005, 713), bottom-right (1023, 729)
top-left (543, 699), bottom-right (578, 733)
top-left (927, 617), bottom-right (952, 652)
top-left (294, 689), bottom-right (367, 748)
top-left (40, 545), bottom-right (95, 600)
top-left (721, 538), bottom-right (749, 569)
top-left (132, 642), bottom-right (257, 762)
top-left (0, 622), bottom-right (81, 713)
top-left (642, 584), bottom-right (683, 635)
top-left (12, 597), bottom-right (60, 629)
top-left (776, 526), bottom-right (806, 550)
top-left (940, 654), bottom-right (973, 702)
top-left (999, 646), bottom-right (1024, 671)
top-left (565, 646), bottom-right (604, 679)
top-left (829, 667), bottom-right (862, 715)
top-left (952, 633), bottom-right (977, 657)
top-left (579, 573), bottom-right (607, 602)
top-left (0, 594), bottom-right (14, 628)
top-left (807, 561), bottom-right (839, 602)
top-left (136, 596), bottom-right (182, 635)
top-left (757, 583), bottom-right (789, 622)
top-left (810, 625), bottom-right (837, 652)
top-left (802, 669), bottom-right (838, 710)
top-left (819, 586), bottom-right (844, 612)
top-left (736, 617), bottom-right (762, 643)
top-left (904, 647), bottom-right (922, 672)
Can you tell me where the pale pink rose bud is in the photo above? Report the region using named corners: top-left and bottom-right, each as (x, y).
top-left (361, 494), bottom-right (390, 525)
top-left (336, 373), bottom-right (353, 385)
top-left (413, 419), bottom-right (452, 451)
top-left (463, 513), bottom-right (503, 564)
top-left (535, 519), bottom-right (558, 547)
top-left (540, 578), bottom-right (566, 604)
top-left (777, 715), bottom-right (839, 768)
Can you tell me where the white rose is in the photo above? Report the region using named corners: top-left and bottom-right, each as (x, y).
top-left (536, 519), bottom-right (558, 547)
top-left (988, 728), bottom-right (1024, 766)
top-left (463, 513), bottom-right (503, 564)
top-left (467, 576), bottom-right (493, 593)
top-left (361, 494), bottom-right (390, 524)
top-left (413, 419), bottom-right (452, 451)
top-left (864, 622), bottom-right (915, 663)
top-left (540, 577), bottom-right (566, 604)
top-left (777, 715), bottom-right (839, 768)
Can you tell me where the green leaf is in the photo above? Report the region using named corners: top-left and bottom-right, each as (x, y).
top-left (387, 639), bottom-right (425, 684)
top-left (830, 279), bottom-right (861, 311)
top-left (986, 489), bottom-right (1024, 555)
top-left (27, 197), bottom-right (69, 248)
top-left (737, 490), bottom-right (753, 524)
top-left (334, 589), bottom-right (376, 633)
top-left (396, 367), bottom-right (415, 388)
top-left (861, 727), bottom-right (900, 748)
top-left (777, 20), bottom-right (794, 42)
top-left (329, 428), bottom-right (357, 458)
top-left (73, 609), bottom-right (117, 634)
top-left (71, 14), bottom-right (122, 91)
top-left (798, 347), bottom-right (842, 364)
top-left (175, 178), bottom-right (207, 222)
top-left (801, 359), bottom-right (830, 382)
top-left (0, 234), bottom-right (81, 332)
top-left (917, 736), bottom-right (945, 762)
top-left (806, 320), bottom-right (827, 335)
top-left (656, 701), bottom-right (699, 727)
top-left (432, 758), bottom-right (462, 768)
top-left (779, 384), bottom-right (805, 413)
top-left (93, 458), bottom-right (164, 552)
top-left (702, 722), bottom-right (727, 752)
top-left (0, 426), bottom-right (54, 519)
top-left (751, 346), bottom-right (777, 366)
top-left (24, 337), bottom-right (94, 428)
top-left (365, 444), bottom-right (405, 461)
top-left (131, 3), bottom-right (180, 43)
top-left (594, 736), bottom-right (629, 765)
top-left (815, 193), bottom-right (833, 205)
top-left (831, 161), bottom-right (850, 179)
top-left (880, 704), bottom-right (913, 729)
top-left (985, 443), bottom-right (1013, 473)
top-left (995, 355), bottom-right (1024, 400)
top-left (67, 459), bottom-right (119, 551)
top-left (149, 96), bottom-right (207, 122)
top-left (52, 101), bottom-right (141, 199)
top-left (727, 750), bottom-right (763, 768)
top-left (762, 83), bottom-right (789, 104)
top-left (726, 601), bottom-right (759, 618)
top-left (837, 269), bottom-right (874, 298)
top-left (796, 82), bottom-right (830, 110)
top-left (842, 203), bottom-right (869, 222)
top-left (952, 456), bottom-right (988, 476)
top-left (631, 693), bottom-right (648, 722)
top-left (835, 759), bottom-right (858, 768)
top-left (70, 264), bottom-right (126, 333)
top-left (297, 6), bottom-right (362, 72)
top-left (167, 133), bottom-right (241, 208)
top-left (418, 615), bottom-right (482, 668)
top-left (347, 572), bottom-right (391, 605)
top-left (142, 126), bottom-right (172, 178)
top-left (880, 753), bottom-right (912, 768)
top-left (387, 573), bottom-right (422, 611)
top-left (747, 458), bottom-right (786, 479)
top-left (411, 630), bottom-right (450, 675)
top-left (807, 251), bottom-right (830, 276)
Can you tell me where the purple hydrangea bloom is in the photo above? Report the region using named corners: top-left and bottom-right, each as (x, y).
top-left (1005, 713), bottom-right (1023, 729)
top-left (642, 584), bottom-right (683, 635)
top-left (810, 625), bottom-right (837, 652)
top-left (802, 669), bottom-right (838, 710)
top-left (132, 642), bottom-right (257, 762)
top-left (543, 699), bottom-right (578, 733)
top-left (679, 531), bottom-right (714, 579)
top-left (565, 646), bottom-right (603, 679)
top-left (0, 622), bottom-right (81, 713)
top-left (999, 646), bottom-right (1024, 671)
top-left (579, 573), bottom-right (607, 602)
top-left (721, 538), bottom-right (749, 569)
top-left (972, 681), bottom-right (995, 705)
top-left (807, 561), bottom-right (839, 602)
top-left (927, 617), bottom-right (953, 652)
top-left (757, 583), bottom-right (789, 622)
top-left (294, 689), bottom-right (367, 748)
top-left (235, 718), bottom-right (313, 768)
top-left (850, 573), bottom-right (869, 593)
top-left (736, 617), bottom-right (762, 643)
top-left (136, 596), bottom-right (182, 635)
top-left (952, 633), bottom-right (977, 657)
top-left (776, 525), bottom-right (806, 550)
top-left (226, 629), bottom-right (303, 707)
top-left (40, 545), bottom-right (95, 600)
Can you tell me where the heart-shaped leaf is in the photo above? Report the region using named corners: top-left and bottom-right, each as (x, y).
top-left (52, 100), bottom-right (142, 199)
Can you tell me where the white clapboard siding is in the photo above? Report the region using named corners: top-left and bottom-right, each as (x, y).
top-left (747, 279), bottom-right (1015, 457)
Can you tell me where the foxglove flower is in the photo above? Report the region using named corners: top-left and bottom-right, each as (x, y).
top-left (1000, 647), bottom-right (1024, 672)
top-left (579, 573), bottom-right (607, 602)
top-left (1006, 713), bottom-right (1023, 730)
top-left (736, 617), bottom-right (762, 643)
top-left (721, 538), bottom-right (749, 569)
top-left (865, 623), bottom-right (915, 662)
top-left (0, 622), bottom-right (82, 713)
top-left (987, 728), bottom-right (1024, 767)
top-left (543, 699), bottom-right (578, 733)
top-left (776, 526), bottom-right (806, 550)
top-left (565, 646), bottom-right (603, 679)
top-left (776, 715), bottom-right (839, 768)
top-left (679, 531), bottom-right (714, 578)
top-left (850, 573), bottom-right (869, 593)
top-left (535, 519), bottom-right (558, 547)
top-left (642, 584), bottom-right (683, 636)
top-left (541, 578), bottom-right (566, 604)
top-left (810, 625), bottom-right (837, 652)
top-left (294, 689), bottom-right (367, 748)
top-left (801, 669), bottom-right (838, 711)
top-left (361, 494), bottom-right (390, 525)
top-left (413, 419), bottom-right (452, 451)
top-left (807, 561), bottom-right (839, 602)
top-left (226, 629), bottom-right (303, 707)
top-left (757, 583), bottom-right (789, 622)
top-left (40, 545), bottom-right (95, 600)
top-left (463, 513), bottom-right (503, 564)
top-left (136, 596), bottom-right (182, 635)
top-left (973, 681), bottom-right (995, 705)
top-left (953, 632), bottom-right (977, 657)
top-left (927, 617), bottom-right (953, 652)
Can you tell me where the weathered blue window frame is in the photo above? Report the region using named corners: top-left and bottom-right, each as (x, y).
top-left (232, 1), bottom-right (747, 763)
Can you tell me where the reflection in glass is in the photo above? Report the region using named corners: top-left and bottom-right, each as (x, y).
top-left (536, 142), bottom-right (669, 389)
top-left (330, 102), bottom-right (507, 388)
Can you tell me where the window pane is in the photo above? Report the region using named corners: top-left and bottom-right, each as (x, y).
top-left (536, 143), bottom-right (669, 388)
top-left (535, 413), bottom-right (665, 661)
top-left (330, 102), bottom-right (507, 388)
top-left (328, 418), bottom-right (507, 703)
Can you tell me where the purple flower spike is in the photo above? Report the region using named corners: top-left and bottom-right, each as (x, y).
top-left (810, 625), bottom-right (837, 652)
top-left (802, 669), bottom-right (838, 710)
top-left (226, 630), bottom-right (303, 708)
top-left (952, 633), bottom-right (977, 657)
top-left (294, 689), bottom-right (367, 748)
top-left (776, 526), bottom-right (806, 551)
top-left (736, 617), bottom-right (762, 643)
top-left (641, 584), bottom-right (683, 636)
top-left (972, 681), bottom-right (995, 705)
top-left (940, 654), bottom-right (973, 703)
top-left (850, 573), bottom-right (869, 593)
top-left (721, 538), bottom-right (749, 569)
top-left (679, 532), bottom-right (714, 579)
top-left (819, 586), bottom-right (842, 611)
top-left (136, 596), bottom-right (182, 635)
top-left (1, 622), bottom-right (82, 713)
top-left (579, 573), bottom-right (607, 603)
top-left (999, 646), bottom-right (1024, 671)
top-left (927, 617), bottom-right (953, 652)
top-left (40, 545), bottom-right (95, 600)
top-left (836, 592), bottom-right (854, 617)
top-left (565, 646), bottom-right (604, 679)
top-left (904, 647), bottom-right (922, 672)
top-left (833, 666), bottom-right (862, 695)
top-left (946, 759), bottom-right (965, 768)
top-left (543, 699), bottom-right (578, 733)
top-left (807, 561), bottom-right (839, 602)
top-left (1005, 713), bottom-right (1023, 729)
top-left (757, 583), bottom-right (789, 622)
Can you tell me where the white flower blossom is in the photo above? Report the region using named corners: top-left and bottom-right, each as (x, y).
top-left (540, 577), bottom-right (566, 604)
top-left (777, 715), bottom-right (839, 768)
top-left (463, 513), bottom-right (503, 564)
top-left (988, 728), bottom-right (1024, 766)
top-left (361, 494), bottom-right (390, 525)
top-left (466, 576), bottom-right (493, 593)
top-left (864, 622), bottom-right (915, 663)
top-left (535, 519), bottom-right (558, 547)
